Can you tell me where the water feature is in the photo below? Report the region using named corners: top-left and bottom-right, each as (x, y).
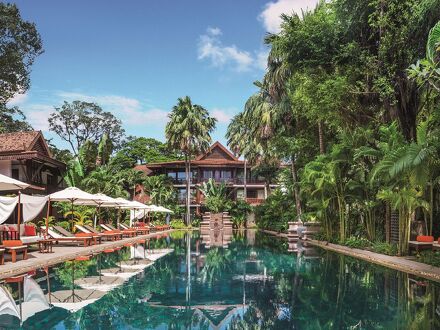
top-left (1, 230), bottom-right (440, 329)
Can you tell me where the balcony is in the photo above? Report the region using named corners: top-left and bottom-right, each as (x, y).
top-left (171, 177), bottom-right (267, 185)
top-left (245, 198), bottom-right (265, 205)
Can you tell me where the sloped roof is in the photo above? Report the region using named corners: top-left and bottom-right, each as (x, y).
top-left (134, 142), bottom-right (245, 173)
top-left (0, 131), bottom-right (50, 156)
top-left (0, 131), bottom-right (65, 168)
top-left (196, 141), bottom-right (238, 161)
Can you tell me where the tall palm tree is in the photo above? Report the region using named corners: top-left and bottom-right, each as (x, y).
top-left (165, 96), bottom-right (217, 225)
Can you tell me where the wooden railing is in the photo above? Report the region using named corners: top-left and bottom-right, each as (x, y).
top-left (246, 198), bottom-right (265, 205)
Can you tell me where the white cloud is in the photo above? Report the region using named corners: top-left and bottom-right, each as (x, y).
top-left (211, 108), bottom-right (234, 124)
top-left (198, 27), bottom-right (258, 72)
top-left (24, 104), bottom-right (53, 131)
top-left (259, 0), bottom-right (320, 33)
top-left (56, 91), bottom-right (169, 125)
top-left (7, 92), bottom-right (28, 106)
top-left (256, 49), bottom-right (270, 71)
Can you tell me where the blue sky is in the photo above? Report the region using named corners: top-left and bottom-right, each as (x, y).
top-left (7, 0), bottom-right (318, 150)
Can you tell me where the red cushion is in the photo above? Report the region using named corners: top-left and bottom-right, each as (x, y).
top-left (417, 235), bottom-right (434, 242)
top-left (3, 240), bottom-right (24, 247)
top-left (24, 225), bottom-right (36, 236)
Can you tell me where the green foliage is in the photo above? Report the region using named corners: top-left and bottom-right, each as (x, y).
top-left (340, 237), bottom-right (372, 249)
top-left (170, 219), bottom-right (186, 229)
top-left (143, 175), bottom-right (176, 207)
top-left (48, 100), bottom-right (125, 156)
top-left (417, 250), bottom-right (440, 267)
top-left (371, 242), bottom-right (398, 256)
top-left (111, 136), bottom-right (180, 169)
top-left (254, 189), bottom-right (295, 232)
top-left (0, 3), bottom-right (43, 105)
top-left (229, 200), bottom-right (253, 229)
top-left (200, 178), bottom-right (231, 213)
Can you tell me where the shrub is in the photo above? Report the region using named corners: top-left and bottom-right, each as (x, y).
top-left (191, 217), bottom-right (200, 227)
top-left (417, 251), bottom-right (440, 267)
top-left (229, 200), bottom-right (253, 229)
top-left (341, 236), bottom-right (371, 249)
top-left (371, 242), bottom-right (398, 256)
top-left (254, 189), bottom-right (295, 232)
top-left (170, 219), bottom-right (186, 229)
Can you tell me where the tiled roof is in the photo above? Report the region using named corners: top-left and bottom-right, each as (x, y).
top-left (0, 131), bottom-right (40, 154)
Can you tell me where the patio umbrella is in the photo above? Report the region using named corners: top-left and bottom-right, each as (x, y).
top-left (0, 174), bottom-right (30, 234)
top-left (0, 174), bottom-right (29, 191)
top-left (120, 200), bottom-right (154, 226)
top-left (74, 193), bottom-right (125, 228)
top-left (48, 187), bottom-right (101, 234)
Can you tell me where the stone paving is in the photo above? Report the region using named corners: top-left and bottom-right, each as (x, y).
top-left (0, 229), bottom-right (173, 280)
top-left (308, 239), bottom-right (440, 283)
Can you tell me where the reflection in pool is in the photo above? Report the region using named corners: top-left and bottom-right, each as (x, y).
top-left (1, 230), bottom-right (440, 329)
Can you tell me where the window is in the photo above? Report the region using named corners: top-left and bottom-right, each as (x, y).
top-left (221, 170), bottom-right (231, 179)
top-left (177, 171), bottom-right (186, 180)
top-left (12, 169), bottom-right (19, 180)
top-left (203, 170), bottom-right (213, 179)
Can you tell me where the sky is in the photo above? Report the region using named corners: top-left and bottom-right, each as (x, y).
top-left (7, 0), bottom-right (319, 150)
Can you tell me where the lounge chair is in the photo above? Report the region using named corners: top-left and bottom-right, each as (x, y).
top-left (54, 226), bottom-right (100, 245)
top-left (83, 224), bottom-right (123, 240)
top-left (409, 236), bottom-right (434, 253)
top-left (2, 240), bottom-right (27, 263)
top-left (100, 224), bottom-right (136, 237)
top-left (43, 226), bottom-right (93, 247)
top-left (119, 223), bottom-right (149, 235)
top-left (76, 224), bottom-right (120, 241)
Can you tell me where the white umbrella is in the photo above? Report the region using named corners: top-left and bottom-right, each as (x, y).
top-left (49, 187), bottom-right (99, 202)
top-left (0, 174), bottom-right (29, 191)
top-left (73, 193), bottom-right (126, 228)
top-left (0, 174), bottom-right (30, 230)
top-left (73, 193), bottom-right (122, 207)
top-left (48, 187), bottom-right (101, 233)
top-left (150, 205), bottom-right (174, 214)
top-left (49, 289), bottom-right (105, 313)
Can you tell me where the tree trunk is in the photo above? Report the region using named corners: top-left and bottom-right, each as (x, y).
top-left (291, 158), bottom-right (302, 221)
top-left (318, 121), bottom-right (325, 154)
top-left (185, 155), bottom-right (191, 226)
top-left (244, 159), bottom-right (247, 202)
top-left (385, 202), bottom-right (390, 243)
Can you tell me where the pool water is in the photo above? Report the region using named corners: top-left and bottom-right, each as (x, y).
top-left (1, 230), bottom-right (440, 329)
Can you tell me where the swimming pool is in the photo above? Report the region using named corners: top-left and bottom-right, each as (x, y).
top-left (1, 230), bottom-right (439, 329)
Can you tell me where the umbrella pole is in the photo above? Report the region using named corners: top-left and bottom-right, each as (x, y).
top-left (45, 197), bottom-right (51, 237)
top-left (117, 208), bottom-right (121, 227)
top-left (71, 200), bottom-right (74, 232)
top-left (17, 191), bottom-right (21, 239)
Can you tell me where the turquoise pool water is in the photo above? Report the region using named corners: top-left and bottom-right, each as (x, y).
top-left (1, 230), bottom-right (440, 329)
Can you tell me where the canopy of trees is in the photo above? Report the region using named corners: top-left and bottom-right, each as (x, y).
top-left (228, 0), bottom-right (440, 255)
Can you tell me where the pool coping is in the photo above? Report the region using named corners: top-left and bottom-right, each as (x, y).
top-left (0, 229), bottom-right (174, 280)
top-left (260, 229), bottom-right (440, 283)
top-left (306, 239), bottom-right (440, 283)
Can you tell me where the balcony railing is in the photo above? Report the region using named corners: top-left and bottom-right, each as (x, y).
top-left (171, 177), bottom-right (267, 185)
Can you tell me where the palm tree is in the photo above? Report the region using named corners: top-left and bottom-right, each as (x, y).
top-left (165, 96), bottom-right (217, 225)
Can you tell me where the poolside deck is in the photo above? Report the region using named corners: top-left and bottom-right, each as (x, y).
top-left (308, 239), bottom-right (440, 283)
top-left (0, 229), bottom-right (173, 280)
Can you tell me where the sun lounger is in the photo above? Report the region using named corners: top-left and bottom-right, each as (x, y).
top-left (100, 224), bottom-right (136, 237)
top-left (76, 224), bottom-right (118, 241)
top-left (119, 223), bottom-right (149, 235)
top-left (54, 226), bottom-right (99, 245)
top-left (43, 226), bottom-right (93, 247)
top-left (83, 224), bottom-right (123, 240)
top-left (2, 240), bottom-right (27, 263)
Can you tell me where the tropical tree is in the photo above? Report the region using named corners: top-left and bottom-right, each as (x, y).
top-left (143, 175), bottom-right (176, 206)
top-left (165, 96), bottom-right (217, 225)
